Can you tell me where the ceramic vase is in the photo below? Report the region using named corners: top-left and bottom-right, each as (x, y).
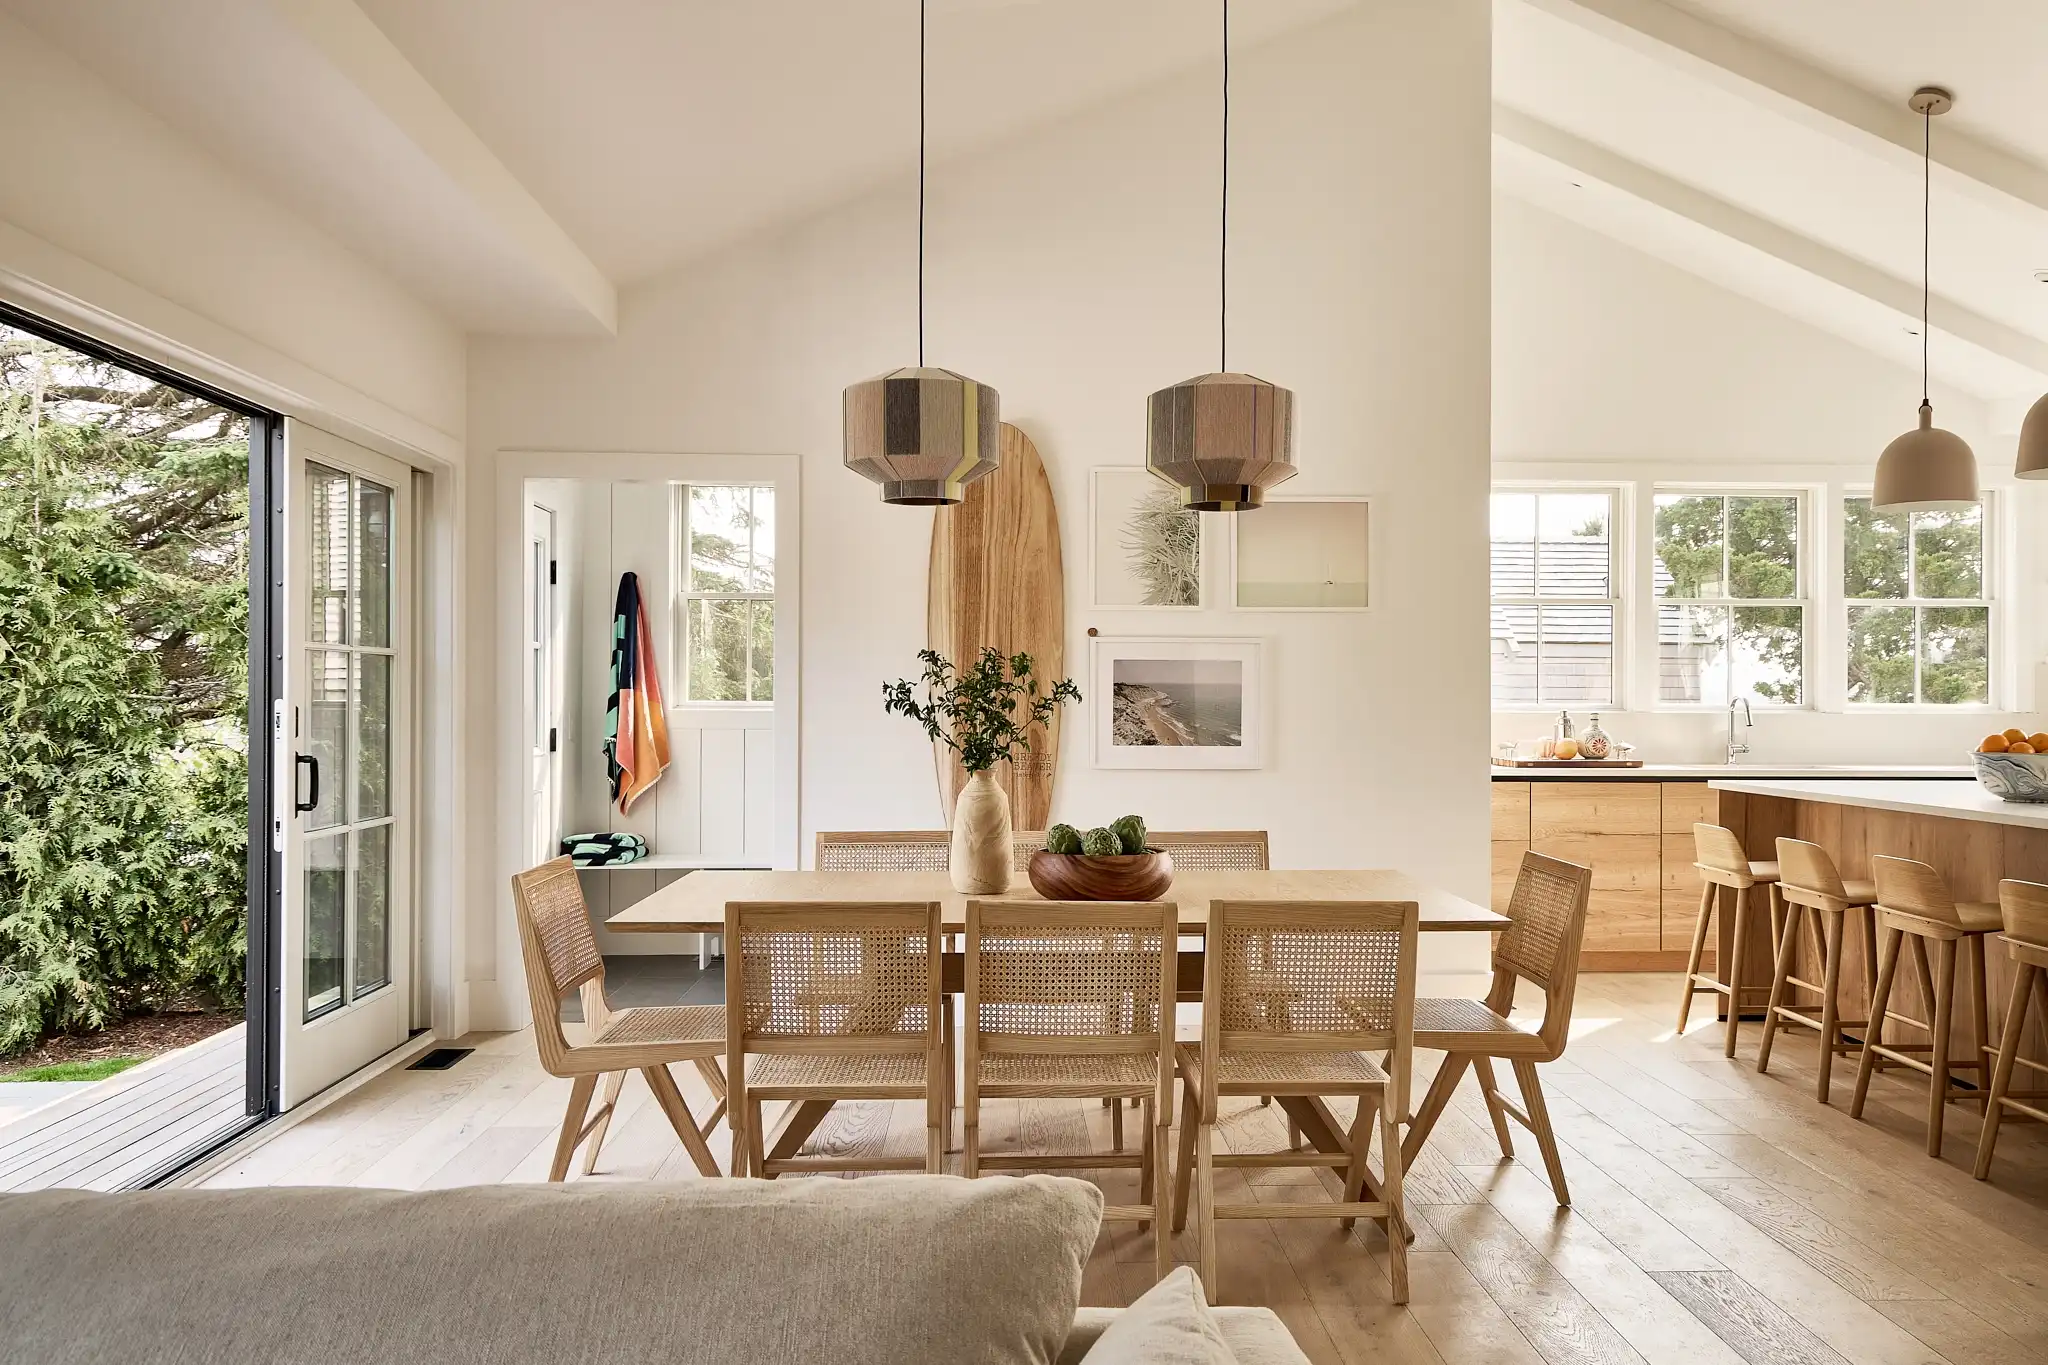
top-left (951, 769), bottom-right (1013, 893)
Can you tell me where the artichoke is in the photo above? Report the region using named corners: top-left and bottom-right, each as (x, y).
top-left (1045, 823), bottom-right (1083, 855)
top-left (1111, 814), bottom-right (1148, 855)
top-left (1081, 827), bottom-right (1122, 857)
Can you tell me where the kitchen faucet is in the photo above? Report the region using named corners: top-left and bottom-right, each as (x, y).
top-left (1727, 696), bottom-right (1753, 764)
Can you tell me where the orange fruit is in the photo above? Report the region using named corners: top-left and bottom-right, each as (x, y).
top-left (1554, 739), bottom-right (1579, 760)
top-left (2030, 733), bottom-right (2048, 751)
top-left (1982, 734), bottom-right (2011, 753)
top-left (2011, 742), bottom-right (2039, 755)
top-left (2004, 728), bottom-right (2028, 744)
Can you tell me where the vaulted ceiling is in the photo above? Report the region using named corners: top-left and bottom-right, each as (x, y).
top-left (8, 0), bottom-right (2045, 418)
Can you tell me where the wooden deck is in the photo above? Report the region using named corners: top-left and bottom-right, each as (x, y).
top-left (189, 977), bottom-right (2048, 1364)
top-left (0, 1025), bottom-right (250, 1192)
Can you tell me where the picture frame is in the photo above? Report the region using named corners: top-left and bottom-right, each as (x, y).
top-left (1230, 495), bottom-right (1371, 610)
top-left (1090, 467), bottom-right (1205, 609)
top-left (1091, 636), bottom-right (1262, 769)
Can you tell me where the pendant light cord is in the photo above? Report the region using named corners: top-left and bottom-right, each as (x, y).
top-left (919, 0), bottom-right (927, 368)
top-left (1920, 105), bottom-right (1930, 407)
top-left (1220, 0), bottom-right (1229, 374)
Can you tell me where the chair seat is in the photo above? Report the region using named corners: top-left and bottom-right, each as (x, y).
top-left (745, 1051), bottom-right (928, 1098)
top-left (1841, 878), bottom-right (1878, 905)
top-left (1177, 1042), bottom-right (1388, 1095)
top-left (1749, 860), bottom-right (1781, 883)
top-left (977, 1051), bottom-right (1161, 1096)
top-left (1780, 877), bottom-right (1880, 909)
top-left (1957, 901), bottom-right (2005, 933)
top-left (591, 1004), bottom-right (725, 1048)
top-left (1412, 998), bottom-right (1550, 1055)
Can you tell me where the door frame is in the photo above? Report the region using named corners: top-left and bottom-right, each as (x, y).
top-left (489, 452), bottom-right (802, 1030)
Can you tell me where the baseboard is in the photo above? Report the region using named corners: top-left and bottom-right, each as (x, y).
top-left (1581, 951), bottom-right (1708, 972)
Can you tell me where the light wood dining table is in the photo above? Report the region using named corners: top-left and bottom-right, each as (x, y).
top-left (608, 867), bottom-right (1505, 1179)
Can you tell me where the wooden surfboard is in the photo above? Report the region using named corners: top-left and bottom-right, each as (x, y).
top-left (929, 422), bottom-right (1065, 829)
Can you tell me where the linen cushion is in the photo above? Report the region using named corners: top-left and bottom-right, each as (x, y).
top-left (1079, 1267), bottom-right (1235, 1363)
top-left (1062, 1308), bottom-right (1309, 1365)
top-left (0, 1173), bottom-right (1102, 1365)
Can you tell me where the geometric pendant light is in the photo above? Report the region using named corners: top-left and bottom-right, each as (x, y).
top-left (1872, 87), bottom-right (1980, 513)
top-left (1145, 0), bottom-right (1297, 512)
top-left (842, 0), bottom-right (1001, 506)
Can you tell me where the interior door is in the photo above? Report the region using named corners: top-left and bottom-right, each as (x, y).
top-left (277, 425), bottom-right (414, 1109)
top-left (527, 502), bottom-right (562, 864)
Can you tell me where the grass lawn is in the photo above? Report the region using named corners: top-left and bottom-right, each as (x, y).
top-left (9, 1056), bottom-right (145, 1084)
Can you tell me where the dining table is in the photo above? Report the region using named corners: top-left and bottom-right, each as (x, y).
top-left (608, 867), bottom-right (1505, 1186)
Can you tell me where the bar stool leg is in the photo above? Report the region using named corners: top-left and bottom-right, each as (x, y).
top-left (1852, 924), bottom-right (1902, 1119)
top-left (1927, 936), bottom-right (1957, 1159)
top-left (1757, 901), bottom-right (1801, 1075)
top-left (1677, 880), bottom-right (1715, 1035)
top-left (1966, 934), bottom-right (1990, 1110)
top-left (1816, 911), bottom-right (1846, 1103)
top-left (1974, 963), bottom-right (2036, 1181)
top-left (1725, 885), bottom-right (1751, 1059)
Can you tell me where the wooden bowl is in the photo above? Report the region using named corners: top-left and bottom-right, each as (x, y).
top-left (1026, 849), bottom-right (1175, 902)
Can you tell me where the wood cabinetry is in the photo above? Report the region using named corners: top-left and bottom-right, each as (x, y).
top-left (1489, 778), bottom-right (1720, 967)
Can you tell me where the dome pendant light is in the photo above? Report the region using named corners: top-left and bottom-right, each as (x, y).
top-left (1873, 87), bottom-right (1979, 513)
top-left (842, 0), bottom-right (1000, 506)
top-left (2019, 392), bottom-right (2048, 480)
top-left (1144, 0), bottom-right (1296, 512)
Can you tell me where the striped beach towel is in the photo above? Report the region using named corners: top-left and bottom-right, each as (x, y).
top-left (604, 571), bottom-right (670, 813)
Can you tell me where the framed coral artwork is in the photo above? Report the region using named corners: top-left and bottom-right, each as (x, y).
top-left (1090, 467), bottom-right (1205, 609)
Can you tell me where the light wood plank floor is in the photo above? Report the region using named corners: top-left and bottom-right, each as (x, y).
top-left (198, 977), bottom-right (2048, 1365)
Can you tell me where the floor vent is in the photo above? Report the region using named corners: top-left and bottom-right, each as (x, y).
top-left (406, 1048), bottom-right (474, 1072)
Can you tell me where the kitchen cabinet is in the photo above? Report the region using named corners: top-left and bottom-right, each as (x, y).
top-left (1490, 781), bottom-right (1530, 913)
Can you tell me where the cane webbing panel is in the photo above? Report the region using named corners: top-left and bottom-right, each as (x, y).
top-left (1217, 920), bottom-right (1401, 1038)
top-left (736, 917), bottom-right (935, 1038)
top-left (1495, 855), bottom-right (1587, 992)
top-left (974, 926), bottom-right (1167, 1041)
top-left (1413, 997), bottom-right (1523, 1038)
top-left (816, 832), bottom-right (951, 873)
top-left (591, 1004), bottom-right (726, 1048)
top-left (1148, 832), bottom-right (1269, 872)
top-left (513, 858), bottom-right (604, 998)
top-left (745, 1052), bottom-right (928, 1091)
top-left (1215, 1050), bottom-right (1386, 1086)
top-left (977, 1052), bottom-right (1160, 1090)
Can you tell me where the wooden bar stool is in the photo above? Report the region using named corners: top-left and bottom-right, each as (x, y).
top-left (1975, 880), bottom-right (2048, 1181)
top-left (1676, 824), bottom-right (1781, 1057)
top-left (1849, 856), bottom-right (2001, 1158)
top-left (1757, 838), bottom-right (1880, 1102)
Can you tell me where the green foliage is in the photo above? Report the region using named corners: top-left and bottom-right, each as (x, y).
top-left (683, 486), bottom-right (774, 703)
top-left (0, 327), bottom-right (248, 1056)
top-left (1122, 486), bottom-right (1199, 606)
top-left (1080, 828), bottom-right (1121, 857)
top-left (1045, 824), bottom-right (1082, 855)
top-left (883, 647), bottom-right (1080, 775)
top-left (1111, 814), bottom-right (1148, 855)
top-left (1654, 495), bottom-right (1803, 704)
top-left (1844, 498), bottom-right (1987, 705)
top-left (9, 1055), bottom-right (143, 1083)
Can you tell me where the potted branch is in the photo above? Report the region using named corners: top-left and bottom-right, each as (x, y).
top-left (884, 647), bottom-right (1080, 893)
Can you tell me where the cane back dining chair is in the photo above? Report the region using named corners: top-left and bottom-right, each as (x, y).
top-left (1975, 880), bottom-right (2048, 1181)
top-left (1757, 839), bottom-right (1880, 1101)
top-left (1402, 851), bottom-right (1591, 1206)
top-left (1850, 856), bottom-right (2002, 1158)
top-left (815, 831), bottom-right (951, 872)
top-left (1172, 900), bottom-right (1419, 1303)
top-left (964, 899), bottom-right (1178, 1283)
top-left (510, 859), bottom-right (729, 1180)
top-left (724, 900), bottom-right (947, 1177)
top-left (1677, 823), bottom-right (1782, 1056)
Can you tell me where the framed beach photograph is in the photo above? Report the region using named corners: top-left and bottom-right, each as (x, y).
top-left (1231, 496), bottom-right (1371, 610)
top-left (1091, 467), bottom-right (1204, 609)
top-left (1091, 636), bottom-right (1262, 769)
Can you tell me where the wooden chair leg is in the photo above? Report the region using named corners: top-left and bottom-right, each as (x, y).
top-left (1513, 1059), bottom-right (1570, 1207)
top-left (1172, 1074), bottom-right (1199, 1232)
top-left (1402, 1053), bottom-right (1472, 1166)
top-left (1852, 924), bottom-right (1901, 1119)
top-left (1194, 1120), bottom-right (1217, 1300)
top-left (1966, 933), bottom-right (1990, 1108)
top-left (746, 1098), bottom-right (767, 1179)
top-left (1111, 1091), bottom-right (1124, 1152)
top-left (1757, 903), bottom-right (1801, 1075)
top-left (1724, 886), bottom-right (1751, 1058)
top-left (1677, 880), bottom-right (1714, 1034)
top-left (1975, 963), bottom-right (2037, 1181)
top-left (549, 1073), bottom-right (598, 1183)
top-left (1816, 911), bottom-right (1846, 1103)
top-left (642, 1064), bottom-right (722, 1177)
top-left (579, 1071), bottom-right (628, 1176)
top-left (1379, 1102), bottom-right (1409, 1305)
top-left (1137, 1098), bottom-right (1156, 1233)
top-left (1152, 1120), bottom-right (1173, 1283)
top-left (1927, 936), bottom-right (1957, 1158)
top-left (1339, 1091), bottom-right (1381, 1232)
top-left (1473, 1056), bottom-right (1515, 1159)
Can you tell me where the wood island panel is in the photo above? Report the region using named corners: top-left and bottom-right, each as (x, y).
top-left (1532, 782), bottom-right (1660, 840)
top-left (1533, 831), bottom-right (1662, 953)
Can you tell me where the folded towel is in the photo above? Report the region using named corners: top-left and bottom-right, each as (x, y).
top-left (561, 832), bottom-right (648, 867)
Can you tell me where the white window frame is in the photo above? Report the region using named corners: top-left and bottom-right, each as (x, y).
top-left (1489, 483), bottom-right (1626, 711)
top-left (1649, 487), bottom-right (1813, 711)
top-left (673, 482), bottom-right (776, 707)
top-left (1840, 488), bottom-right (1998, 711)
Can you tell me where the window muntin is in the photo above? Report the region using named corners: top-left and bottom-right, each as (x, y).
top-left (1490, 490), bottom-right (1618, 707)
top-left (1654, 493), bottom-right (1805, 706)
top-left (1844, 497), bottom-right (1990, 705)
top-left (677, 484), bottom-right (775, 703)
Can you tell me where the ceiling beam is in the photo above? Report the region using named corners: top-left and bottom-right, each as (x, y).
top-left (1493, 105), bottom-right (2048, 379)
top-left (267, 0), bottom-right (616, 333)
top-left (1517, 0), bottom-right (2048, 221)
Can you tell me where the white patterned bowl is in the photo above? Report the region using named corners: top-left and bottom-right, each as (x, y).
top-left (1974, 751), bottom-right (2048, 803)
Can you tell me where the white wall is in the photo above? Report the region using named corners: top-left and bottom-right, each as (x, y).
top-left (1491, 195), bottom-right (2047, 763)
top-left (466, 1), bottom-right (1496, 1024)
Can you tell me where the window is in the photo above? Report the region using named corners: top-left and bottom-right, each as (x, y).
top-left (1490, 490), bottom-right (1618, 706)
top-left (677, 484), bottom-right (774, 702)
top-left (1654, 492), bottom-right (1805, 706)
top-left (1844, 496), bottom-right (1990, 705)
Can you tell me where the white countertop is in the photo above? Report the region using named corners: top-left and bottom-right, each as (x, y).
top-left (1708, 778), bottom-right (2048, 830)
top-left (1492, 763), bottom-right (1973, 780)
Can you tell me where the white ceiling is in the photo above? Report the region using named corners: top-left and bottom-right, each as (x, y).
top-left (8, 0), bottom-right (2047, 414)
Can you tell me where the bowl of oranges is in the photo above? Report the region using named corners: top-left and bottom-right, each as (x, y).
top-left (1976, 729), bottom-right (2048, 804)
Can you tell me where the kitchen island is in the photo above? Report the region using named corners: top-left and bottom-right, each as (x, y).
top-left (1708, 777), bottom-right (2048, 1067)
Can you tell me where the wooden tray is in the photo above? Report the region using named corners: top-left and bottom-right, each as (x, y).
top-left (1491, 758), bottom-right (1645, 768)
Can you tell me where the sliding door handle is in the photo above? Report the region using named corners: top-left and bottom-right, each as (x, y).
top-left (294, 753), bottom-right (321, 814)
